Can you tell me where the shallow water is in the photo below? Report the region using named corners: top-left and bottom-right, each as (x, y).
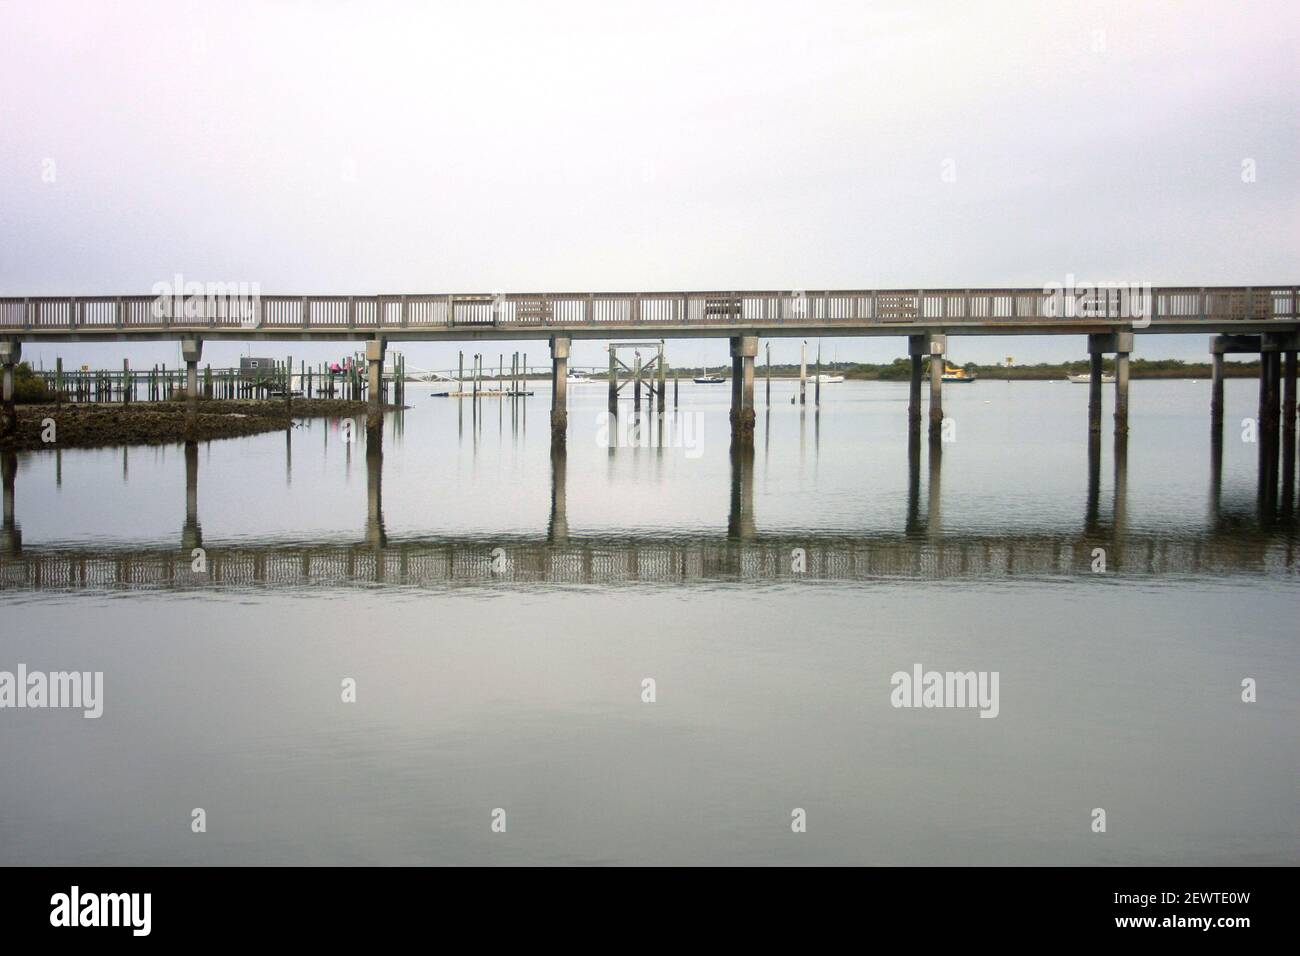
top-left (0, 379), bottom-right (1296, 865)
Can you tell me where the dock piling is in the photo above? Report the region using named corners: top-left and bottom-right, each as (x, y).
top-left (928, 333), bottom-right (947, 436)
top-left (0, 340), bottom-right (20, 439)
top-left (550, 335), bottom-right (570, 445)
top-left (366, 338), bottom-right (386, 431)
top-left (181, 338), bottom-right (203, 433)
top-left (908, 335), bottom-right (925, 428)
top-left (729, 334), bottom-right (757, 445)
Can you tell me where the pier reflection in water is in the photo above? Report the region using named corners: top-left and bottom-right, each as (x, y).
top-left (1, 389), bottom-right (1296, 588)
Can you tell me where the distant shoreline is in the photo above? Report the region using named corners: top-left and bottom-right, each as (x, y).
top-left (494, 358), bottom-right (1261, 383)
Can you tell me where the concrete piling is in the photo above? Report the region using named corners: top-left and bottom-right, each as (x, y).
top-left (907, 335), bottom-right (925, 429)
top-left (927, 333), bottom-right (947, 437)
top-left (181, 337), bottom-right (203, 434)
top-left (366, 338), bottom-right (386, 433)
top-left (729, 334), bottom-right (757, 445)
top-left (1114, 347), bottom-right (1131, 435)
top-left (0, 340), bottom-right (20, 439)
top-left (550, 335), bottom-right (570, 445)
top-left (1088, 351), bottom-right (1104, 434)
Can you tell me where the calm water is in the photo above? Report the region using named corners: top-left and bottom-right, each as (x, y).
top-left (1, 379), bottom-right (1296, 865)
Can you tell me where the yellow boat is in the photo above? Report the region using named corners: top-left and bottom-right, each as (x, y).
top-left (941, 363), bottom-right (977, 383)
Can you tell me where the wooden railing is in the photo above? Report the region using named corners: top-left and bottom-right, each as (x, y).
top-left (1, 287), bottom-right (1295, 333)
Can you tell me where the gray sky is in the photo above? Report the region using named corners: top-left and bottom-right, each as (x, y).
top-left (2, 0), bottom-right (1297, 372)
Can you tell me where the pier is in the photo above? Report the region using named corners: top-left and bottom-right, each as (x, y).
top-left (2, 288), bottom-right (1297, 500)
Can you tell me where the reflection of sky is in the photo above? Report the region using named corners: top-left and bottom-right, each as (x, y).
top-left (3, 1), bottom-right (1297, 371)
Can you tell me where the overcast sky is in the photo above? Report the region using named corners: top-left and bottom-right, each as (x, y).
top-left (2, 0), bottom-right (1296, 372)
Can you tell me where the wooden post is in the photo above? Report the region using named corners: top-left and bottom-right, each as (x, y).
top-left (799, 342), bottom-right (807, 405)
top-left (765, 342), bottom-right (771, 407)
top-left (814, 342), bottom-right (822, 407)
top-left (633, 353), bottom-right (642, 413)
top-left (657, 343), bottom-right (666, 410)
top-left (608, 346), bottom-right (618, 415)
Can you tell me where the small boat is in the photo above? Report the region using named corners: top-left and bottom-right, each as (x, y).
top-left (694, 366), bottom-right (726, 384)
top-left (807, 373), bottom-right (844, 384)
top-left (941, 364), bottom-right (977, 383)
top-left (566, 370), bottom-right (592, 385)
top-left (1067, 372), bottom-right (1115, 384)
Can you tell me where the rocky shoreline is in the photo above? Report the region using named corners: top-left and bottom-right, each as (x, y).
top-left (0, 399), bottom-right (373, 452)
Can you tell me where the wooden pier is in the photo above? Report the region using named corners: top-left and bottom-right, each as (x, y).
top-left (2, 286), bottom-right (1297, 460)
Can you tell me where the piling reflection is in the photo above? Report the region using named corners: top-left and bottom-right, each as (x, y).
top-left (727, 440), bottom-right (755, 540)
top-left (182, 441), bottom-right (201, 553)
top-left (927, 431), bottom-right (943, 541)
top-left (905, 423), bottom-right (922, 535)
top-left (548, 442), bottom-right (568, 543)
top-left (1085, 430), bottom-right (1102, 534)
top-left (1210, 414), bottom-right (1224, 522)
top-left (2, 417), bottom-right (1298, 589)
top-left (1, 448), bottom-right (18, 554)
top-left (366, 426), bottom-right (385, 550)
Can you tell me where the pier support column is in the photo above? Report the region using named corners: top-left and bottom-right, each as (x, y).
top-left (366, 338), bottom-right (386, 432)
top-left (181, 338), bottom-right (203, 434)
top-left (1087, 351), bottom-right (1104, 434)
top-left (1259, 334), bottom-right (1284, 507)
top-left (729, 335), bottom-right (757, 445)
top-left (1209, 336), bottom-right (1227, 429)
top-left (1113, 331), bottom-right (1133, 436)
top-left (1, 449), bottom-right (18, 553)
top-left (1283, 348), bottom-right (1296, 509)
top-left (907, 335), bottom-right (925, 428)
top-left (550, 335), bottom-right (570, 445)
top-left (927, 333), bottom-right (946, 437)
top-left (0, 340), bottom-right (20, 439)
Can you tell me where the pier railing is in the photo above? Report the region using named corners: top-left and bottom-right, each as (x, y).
top-left (0, 530), bottom-right (1293, 590)
top-left (2, 287), bottom-right (1296, 334)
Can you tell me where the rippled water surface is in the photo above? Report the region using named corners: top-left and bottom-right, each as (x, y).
top-left (1, 379), bottom-right (1296, 865)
